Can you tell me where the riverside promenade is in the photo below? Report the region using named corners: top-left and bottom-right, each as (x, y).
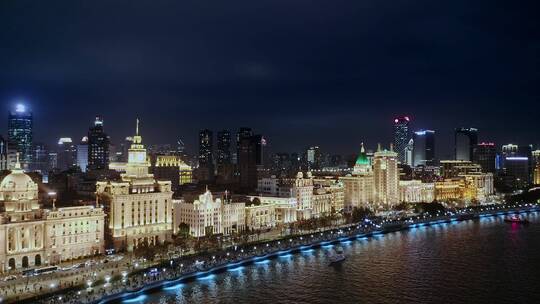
top-left (17, 203), bottom-right (540, 304)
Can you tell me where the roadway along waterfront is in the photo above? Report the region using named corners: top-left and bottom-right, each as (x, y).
top-left (26, 203), bottom-right (539, 304)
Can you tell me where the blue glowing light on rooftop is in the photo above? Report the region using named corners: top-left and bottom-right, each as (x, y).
top-left (15, 104), bottom-right (26, 113)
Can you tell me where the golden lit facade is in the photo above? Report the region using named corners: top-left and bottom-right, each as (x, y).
top-left (97, 121), bottom-right (173, 251)
top-left (340, 144), bottom-right (375, 211)
top-left (373, 146), bottom-right (399, 207)
top-left (398, 180), bottom-right (435, 203)
top-left (0, 158), bottom-right (105, 272)
top-left (435, 179), bottom-right (464, 201)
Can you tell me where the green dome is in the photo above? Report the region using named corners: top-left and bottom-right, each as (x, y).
top-left (355, 143), bottom-right (369, 165)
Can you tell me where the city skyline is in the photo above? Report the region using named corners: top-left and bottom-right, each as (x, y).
top-left (1, 0), bottom-right (539, 156)
top-left (0, 102), bottom-right (538, 160)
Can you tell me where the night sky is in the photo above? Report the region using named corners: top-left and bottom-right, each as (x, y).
top-left (1, 0), bottom-right (538, 158)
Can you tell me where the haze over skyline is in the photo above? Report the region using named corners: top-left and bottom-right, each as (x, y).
top-left (1, 0), bottom-right (538, 156)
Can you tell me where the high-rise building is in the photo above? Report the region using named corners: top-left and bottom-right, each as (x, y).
top-left (31, 142), bottom-right (49, 174)
top-left (0, 135), bottom-right (7, 170)
top-left (96, 120), bottom-right (173, 251)
top-left (503, 157), bottom-right (530, 189)
top-left (393, 116), bottom-right (410, 164)
top-left (533, 150), bottom-right (540, 185)
top-left (237, 129), bottom-right (262, 190)
top-left (413, 130), bottom-right (435, 166)
top-left (306, 146), bottom-right (322, 170)
top-left (7, 104), bottom-right (33, 167)
top-left (455, 128), bottom-right (478, 161)
top-left (57, 137), bottom-right (77, 171)
top-left (373, 145), bottom-right (399, 207)
top-left (87, 116), bottom-right (110, 171)
top-left (216, 130), bottom-right (234, 184)
top-left (216, 130), bottom-right (231, 165)
top-left (405, 139), bottom-right (414, 166)
top-left (473, 142), bottom-right (496, 173)
top-left (198, 129), bottom-right (214, 182)
top-left (77, 136), bottom-right (89, 172)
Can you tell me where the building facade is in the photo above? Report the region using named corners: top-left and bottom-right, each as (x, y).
top-left (96, 121), bottom-right (173, 251)
top-left (413, 130), bottom-right (435, 166)
top-left (455, 128), bottom-right (478, 161)
top-left (0, 157), bottom-right (105, 272)
top-left (373, 146), bottom-right (399, 207)
top-left (87, 116), bottom-right (110, 171)
top-left (398, 180), bottom-right (435, 203)
top-left (473, 142), bottom-right (496, 173)
top-left (340, 144), bottom-right (374, 211)
top-left (7, 104), bottom-right (33, 167)
top-left (173, 190), bottom-right (245, 237)
top-left (393, 116), bottom-right (410, 164)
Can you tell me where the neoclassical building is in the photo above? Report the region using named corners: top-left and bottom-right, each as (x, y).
top-left (97, 121), bottom-right (173, 251)
top-left (0, 158), bottom-right (105, 272)
top-left (340, 143), bottom-right (375, 211)
top-left (172, 190), bottom-right (245, 237)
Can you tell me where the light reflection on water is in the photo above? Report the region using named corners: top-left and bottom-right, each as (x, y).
top-left (126, 212), bottom-right (540, 304)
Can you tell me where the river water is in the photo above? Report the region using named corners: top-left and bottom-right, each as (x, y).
top-left (127, 212), bottom-right (540, 304)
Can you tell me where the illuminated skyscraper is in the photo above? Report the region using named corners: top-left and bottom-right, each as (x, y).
top-left (0, 135), bottom-right (7, 170)
top-left (413, 130), bottom-right (435, 166)
top-left (77, 137), bottom-right (89, 172)
top-left (7, 104), bottom-right (33, 166)
top-left (306, 146), bottom-right (322, 170)
top-left (87, 116), bottom-right (110, 171)
top-left (198, 129), bottom-right (214, 181)
top-left (455, 128), bottom-right (478, 161)
top-left (405, 139), bottom-right (414, 166)
top-left (393, 116), bottom-right (410, 164)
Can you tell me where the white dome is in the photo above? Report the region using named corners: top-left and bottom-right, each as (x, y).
top-left (0, 169), bottom-right (38, 199)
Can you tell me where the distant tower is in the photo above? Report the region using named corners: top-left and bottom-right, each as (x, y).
top-left (237, 128), bottom-right (262, 190)
top-left (198, 129), bottom-right (214, 181)
top-left (216, 130), bottom-right (232, 165)
top-left (413, 130), bottom-right (435, 166)
top-left (405, 139), bottom-right (414, 166)
top-left (473, 142), bottom-right (496, 173)
top-left (393, 116), bottom-right (410, 164)
top-left (0, 135), bottom-right (7, 170)
top-left (455, 128), bottom-right (478, 161)
top-left (77, 136), bottom-right (89, 172)
top-left (8, 104), bottom-right (33, 166)
top-left (87, 116), bottom-right (110, 171)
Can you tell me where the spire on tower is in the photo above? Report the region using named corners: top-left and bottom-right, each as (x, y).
top-left (136, 118), bottom-right (139, 136)
top-left (14, 152), bottom-right (21, 170)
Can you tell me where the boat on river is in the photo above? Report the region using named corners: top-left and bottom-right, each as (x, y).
top-left (329, 247), bottom-right (346, 265)
top-left (504, 214), bottom-right (529, 224)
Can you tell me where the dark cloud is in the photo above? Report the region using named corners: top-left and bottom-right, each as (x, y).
top-left (0, 0), bottom-right (538, 156)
